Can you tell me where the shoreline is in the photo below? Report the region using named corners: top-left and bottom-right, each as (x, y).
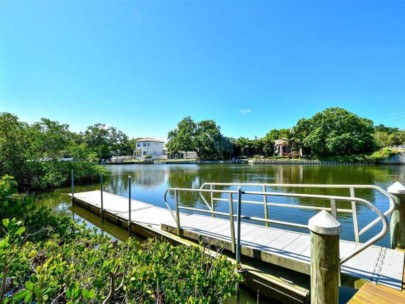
top-left (103, 153), bottom-right (405, 166)
top-left (105, 159), bottom-right (405, 166)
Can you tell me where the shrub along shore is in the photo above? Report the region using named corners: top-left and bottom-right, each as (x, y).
top-left (0, 175), bottom-right (242, 303)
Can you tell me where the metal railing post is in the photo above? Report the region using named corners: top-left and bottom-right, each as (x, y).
top-left (350, 187), bottom-right (360, 243)
top-left (128, 176), bottom-right (132, 236)
top-left (162, 183), bottom-right (393, 266)
top-left (236, 187), bottom-right (243, 267)
top-left (228, 193), bottom-right (236, 253)
top-left (100, 174), bottom-right (104, 222)
top-left (330, 199), bottom-right (337, 219)
top-left (71, 170), bottom-right (74, 204)
top-left (263, 185), bottom-right (269, 227)
top-left (210, 184), bottom-right (215, 217)
top-left (175, 190), bottom-right (181, 236)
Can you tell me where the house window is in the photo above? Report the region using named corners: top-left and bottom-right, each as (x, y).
top-left (143, 151), bottom-right (147, 156)
top-left (143, 143), bottom-right (146, 146)
top-left (137, 143), bottom-right (140, 147)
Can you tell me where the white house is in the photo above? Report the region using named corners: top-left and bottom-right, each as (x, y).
top-left (135, 137), bottom-right (166, 159)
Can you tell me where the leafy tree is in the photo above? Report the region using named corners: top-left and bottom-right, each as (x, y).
top-left (29, 118), bottom-right (73, 159)
top-left (296, 107), bottom-right (375, 157)
top-left (262, 130), bottom-right (280, 156)
top-left (374, 131), bottom-right (391, 149)
top-left (0, 113), bottom-right (108, 191)
top-left (219, 136), bottom-right (233, 159)
top-left (374, 124), bottom-right (399, 134)
top-left (0, 113), bottom-right (31, 184)
top-left (233, 137), bottom-right (251, 157)
top-left (167, 117), bottom-right (229, 160)
top-left (388, 131), bottom-right (405, 146)
top-left (126, 138), bottom-right (138, 156)
top-left (251, 137), bottom-right (264, 156)
top-left (373, 124), bottom-right (405, 148)
top-left (167, 116), bottom-right (196, 155)
top-left (84, 124), bottom-right (131, 160)
top-left (194, 120), bottom-right (222, 159)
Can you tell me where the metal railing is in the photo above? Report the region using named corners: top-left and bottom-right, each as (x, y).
top-left (163, 182), bottom-right (395, 266)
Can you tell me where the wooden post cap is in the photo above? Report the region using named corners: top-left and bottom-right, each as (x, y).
top-left (388, 182), bottom-right (405, 195)
top-left (308, 210), bottom-right (341, 235)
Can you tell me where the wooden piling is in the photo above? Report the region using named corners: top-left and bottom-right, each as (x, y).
top-left (308, 210), bottom-right (341, 304)
top-left (388, 182), bottom-right (405, 249)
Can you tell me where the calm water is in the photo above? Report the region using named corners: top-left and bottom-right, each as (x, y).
top-left (42, 163), bottom-right (405, 244)
top-left (38, 163), bottom-right (405, 303)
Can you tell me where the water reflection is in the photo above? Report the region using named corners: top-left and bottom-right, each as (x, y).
top-left (36, 163), bottom-right (405, 303)
top-left (39, 164), bottom-right (405, 247)
top-left (134, 164), bottom-right (403, 246)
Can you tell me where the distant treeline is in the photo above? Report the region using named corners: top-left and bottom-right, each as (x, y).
top-left (166, 107), bottom-right (405, 160)
top-left (0, 113), bottom-right (122, 191)
top-left (1, 108), bottom-right (404, 190)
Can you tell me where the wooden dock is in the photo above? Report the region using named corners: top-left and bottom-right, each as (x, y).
top-left (348, 249), bottom-right (405, 304)
top-left (348, 281), bottom-right (405, 304)
top-left (71, 190), bottom-right (405, 302)
top-left (161, 214), bottom-right (404, 290)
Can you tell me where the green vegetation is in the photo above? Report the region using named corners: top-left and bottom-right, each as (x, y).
top-left (374, 124), bottom-right (405, 148)
top-left (167, 117), bottom-right (232, 160)
top-left (369, 147), bottom-right (402, 161)
top-left (2, 106), bottom-right (405, 192)
top-left (83, 123), bottom-right (134, 160)
top-left (0, 176), bottom-right (241, 303)
top-left (168, 108), bottom-right (404, 161)
top-left (295, 107), bottom-right (375, 157)
top-left (0, 113), bottom-right (127, 191)
top-left (0, 106), bottom-right (403, 303)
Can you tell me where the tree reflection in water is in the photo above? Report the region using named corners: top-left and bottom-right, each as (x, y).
top-left (39, 163), bottom-right (405, 246)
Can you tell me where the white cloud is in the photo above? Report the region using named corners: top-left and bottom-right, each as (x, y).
top-left (240, 108), bottom-right (252, 114)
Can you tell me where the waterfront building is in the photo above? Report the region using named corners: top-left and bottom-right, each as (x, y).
top-left (135, 137), bottom-right (166, 159)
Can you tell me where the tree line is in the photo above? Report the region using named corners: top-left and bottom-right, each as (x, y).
top-left (0, 113), bottom-right (135, 162)
top-left (0, 112), bottom-right (136, 190)
top-left (2, 107), bottom-right (405, 189)
top-left (167, 107), bottom-right (405, 160)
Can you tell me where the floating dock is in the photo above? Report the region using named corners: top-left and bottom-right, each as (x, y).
top-left (70, 190), bottom-right (405, 303)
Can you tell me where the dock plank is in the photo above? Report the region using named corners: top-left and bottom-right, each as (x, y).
top-left (243, 228), bottom-right (285, 246)
top-left (343, 245), bottom-right (382, 279)
top-left (265, 230), bottom-right (301, 249)
top-left (348, 281), bottom-right (405, 304)
top-left (283, 235), bottom-right (310, 255)
top-left (375, 249), bottom-right (404, 288)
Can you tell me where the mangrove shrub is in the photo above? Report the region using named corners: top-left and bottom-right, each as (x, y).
top-left (0, 175), bottom-right (242, 303)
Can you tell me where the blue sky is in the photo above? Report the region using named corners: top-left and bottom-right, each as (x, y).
top-left (1, 1), bottom-right (404, 141)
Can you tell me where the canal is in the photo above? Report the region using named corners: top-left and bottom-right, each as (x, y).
top-left (38, 163), bottom-right (405, 302)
